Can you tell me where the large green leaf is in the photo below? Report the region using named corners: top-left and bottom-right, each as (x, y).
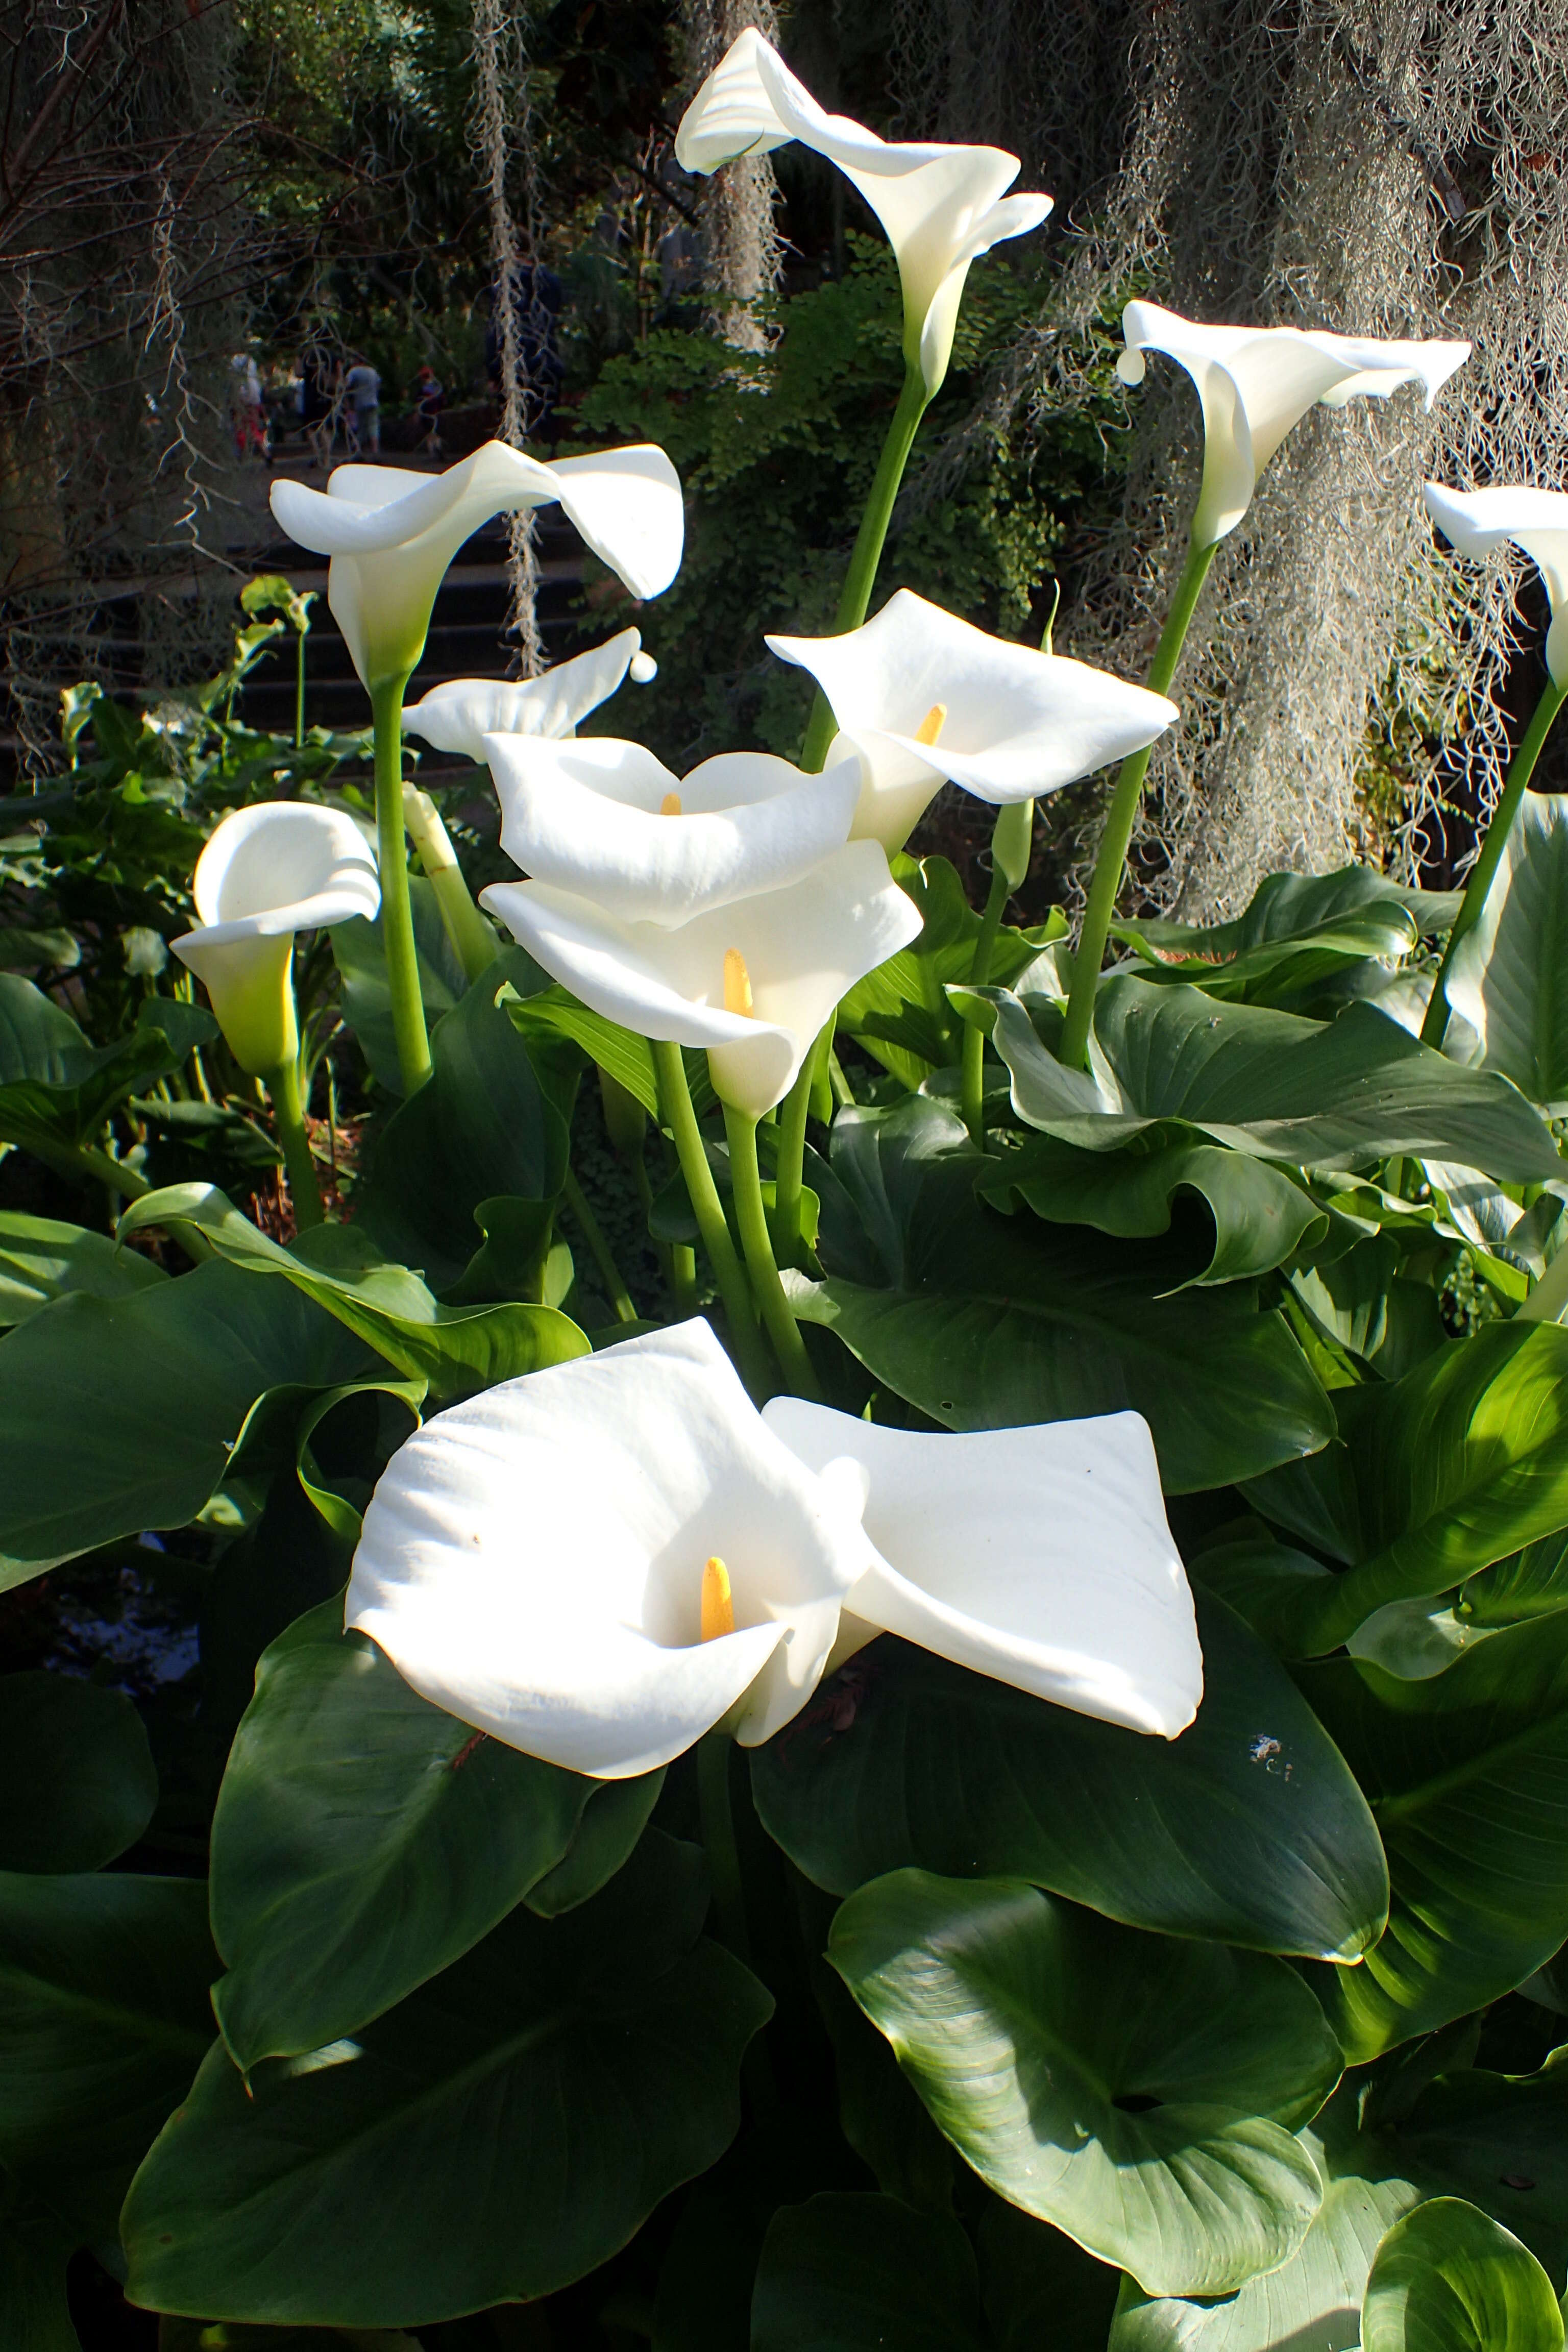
top-left (983, 1131), bottom-right (1326, 1285)
top-left (210, 1599), bottom-right (651, 2069)
top-left (751, 2193), bottom-right (988, 2352)
top-left (1389, 2053), bottom-right (1568, 2277)
top-left (120, 1184), bottom-right (589, 1400)
top-left (796, 1099), bottom-right (1333, 1492)
top-left (1300, 1611), bottom-right (1568, 2060)
top-left (0, 1261), bottom-right (365, 1577)
top-left (753, 1595), bottom-right (1386, 1961)
top-left (983, 977), bottom-right (1560, 1179)
top-left (0, 978), bottom-right (216, 1159)
top-left (504, 983), bottom-right (717, 1119)
top-left (0, 1671), bottom-right (158, 1872)
top-left (1111, 867), bottom-right (1454, 1007)
top-left (0, 2201), bottom-right (81, 2352)
top-left (0, 1210), bottom-right (166, 1327)
top-left (357, 953), bottom-right (570, 1289)
top-left (1461, 1528), bottom-right (1568, 1624)
top-left (122, 1835), bottom-right (772, 2328)
top-left (1447, 790), bottom-right (1568, 1107)
top-left (1273, 1322), bottom-right (1568, 1653)
top-left (829, 1871), bottom-right (1339, 2298)
top-left (1361, 2198), bottom-right (1563, 2352)
top-left (0, 1872), bottom-right (215, 2241)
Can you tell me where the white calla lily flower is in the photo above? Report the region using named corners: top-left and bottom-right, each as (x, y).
top-left (270, 442), bottom-right (684, 691)
top-left (483, 840), bottom-right (921, 1116)
top-left (172, 802), bottom-right (379, 1075)
top-left (483, 732), bottom-right (863, 926)
top-left (1424, 483), bottom-right (1568, 688)
top-left (1118, 301), bottom-right (1472, 547)
top-left (767, 589), bottom-right (1180, 852)
top-left (402, 629), bottom-right (655, 763)
top-left (676, 31), bottom-right (1051, 394)
top-left (764, 1399), bottom-right (1203, 1737)
top-left (346, 1320), bottom-right (873, 1777)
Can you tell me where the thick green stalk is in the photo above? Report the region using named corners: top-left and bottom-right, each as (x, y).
top-left (265, 1056), bottom-right (323, 1230)
top-left (1060, 536), bottom-right (1219, 1069)
top-left (1420, 673), bottom-right (1568, 1049)
top-left (295, 630), bottom-right (306, 750)
top-left (371, 673), bottom-right (432, 1094)
top-left (960, 797), bottom-right (1034, 1140)
top-left (697, 1731), bottom-right (752, 1965)
top-left (722, 1105), bottom-right (822, 1400)
top-left (560, 1167), bottom-right (638, 1325)
top-left (772, 1025), bottom-right (829, 1270)
top-left (799, 365), bottom-right (932, 774)
top-left (403, 785), bottom-right (497, 984)
top-left (34, 1138), bottom-right (150, 1202)
top-left (652, 1041), bottom-right (772, 1398)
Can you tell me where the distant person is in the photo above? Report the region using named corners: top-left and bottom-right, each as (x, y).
top-left (486, 261), bottom-right (563, 440)
top-left (343, 356), bottom-right (381, 457)
top-left (229, 352), bottom-right (267, 460)
top-left (414, 363), bottom-right (445, 453)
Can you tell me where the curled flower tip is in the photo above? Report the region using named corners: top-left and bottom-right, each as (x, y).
top-left (914, 701), bottom-right (948, 747)
top-left (701, 1556), bottom-right (736, 1641)
top-left (659, 790), bottom-right (683, 817)
top-left (630, 649), bottom-right (659, 683)
top-left (723, 947), bottom-right (755, 1017)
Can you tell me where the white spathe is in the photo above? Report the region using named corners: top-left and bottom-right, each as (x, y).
top-left (764, 1398), bottom-right (1203, 1738)
top-left (768, 589), bottom-right (1179, 851)
top-left (484, 733), bottom-right (863, 925)
top-left (402, 629), bottom-right (654, 763)
top-left (346, 1320), bottom-right (873, 1777)
top-left (270, 443), bottom-right (684, 690)
top-left (1424, 482), bottom-right (1568, 688)
top-left (676, 31), bottom-right (1051, 394)
top-left (483, 840), bottom-right (921, 1116)
top-left (172, 801), bottom-right (379, 1075)
top-left (1118, 301), bottom-right (1472, 547)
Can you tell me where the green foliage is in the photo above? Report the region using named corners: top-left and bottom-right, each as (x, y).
top-left (579, 241), bottom-right (1123, 761)
top-left (1361, 2198), bottom-right (1564, 2352)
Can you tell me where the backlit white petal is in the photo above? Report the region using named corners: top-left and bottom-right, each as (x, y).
top-left (270, 443), bottom-right (684, 688)
top-left (1425, 482), bottom-right (1568, 687)
top-left (483, 840), bottom-right (921, 1116)
top-left (764, 1398), bottom-right (1203, 1738)
top-left (768, 589), bottom-right (1177, 849)
top-left (484, 735), bottom-right (863, 925)
top-left (347, 1319), bottom-right (871, 1775)
top-left (402, 631), bottom-right (647, 761)
top-left (171, 802), bottom-right (379, 1074)
top-left (676, 31), bottom-right (1049, 391)
top-left (1120, 301), bottom-right (1471, 545)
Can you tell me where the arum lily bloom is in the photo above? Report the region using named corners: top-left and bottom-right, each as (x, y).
top-left (483, 840), bottom-right (921, 1116)
top-left (270, 442), bottom-right (684, 691)
top-left (768, 589), bottom-right (1179, 852)
top-left (346, 1320), bottom-right (872, 1776)
top-left (402, 629), bottom-right (658, 764)
top-left (171, 801), bottom-right (379, 1077)
top-left (676, 31), bottom-right (1051, 395)
top-left (1424, 483), bottom-right (1568, 688)
top-left (764, 1398), bottom-right (1203, 1737)
top-left (483, 733), bottom-right (863, 925)
top-left (1117, 301), bottom-right (1471, 547)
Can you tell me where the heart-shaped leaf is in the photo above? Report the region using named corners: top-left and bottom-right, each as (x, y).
top-left (1111, 866), bottom-right (1450, 1007)
top-left (1447, 791), bottom-right (1568, 1107)
top-left (829, 1871), bottom-right (1339, 2298)
top-left (122, 1835), bottom-right (771, 2328)
top-left (209, 1599), bottom-right (658, 2068)
top-left (753, 1594), bottom-right (1387, 1961)
top-left (1361, 2198), bottom-right (1563, 2352)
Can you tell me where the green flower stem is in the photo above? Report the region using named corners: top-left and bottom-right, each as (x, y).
top-left (1420, 673), bottom-right (1568, 1050)
top-left (670, 1243), bottom-right (699, 1316)
top-left (295, 630), bottom-right (306, 750)
top-left (371, 673), bottom-right (432, 1095)
top-left (722, 1105), bottom-right (823, 1401)
top-left (559, 1167), bottom-right (638, 1325)
top-left (772, 1024), bottom-right (830, 1271)
top-left (696, 1730), bottom-right (752, 1965)
top-left (799, 365), bottom-right (932, 774)
top-left (35, 1139), bottom-right (150, 1202)
top-left (960, 797), bottom-right (1034, 1141)
top-left (1060, 535), bottom-right (1219, 1070)
top-left (265, 1055), bottom-right (323, 1231)
top-left (652, 1040), bottom-right (772, 1398)
top-left (402, 785), bottom-right (497, 985)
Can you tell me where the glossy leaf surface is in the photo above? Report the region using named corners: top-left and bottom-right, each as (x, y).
top-left (0, 1671), bottom-right (158, 1872)
top-left (1361, 2198), bottom-right (1563, 2352)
